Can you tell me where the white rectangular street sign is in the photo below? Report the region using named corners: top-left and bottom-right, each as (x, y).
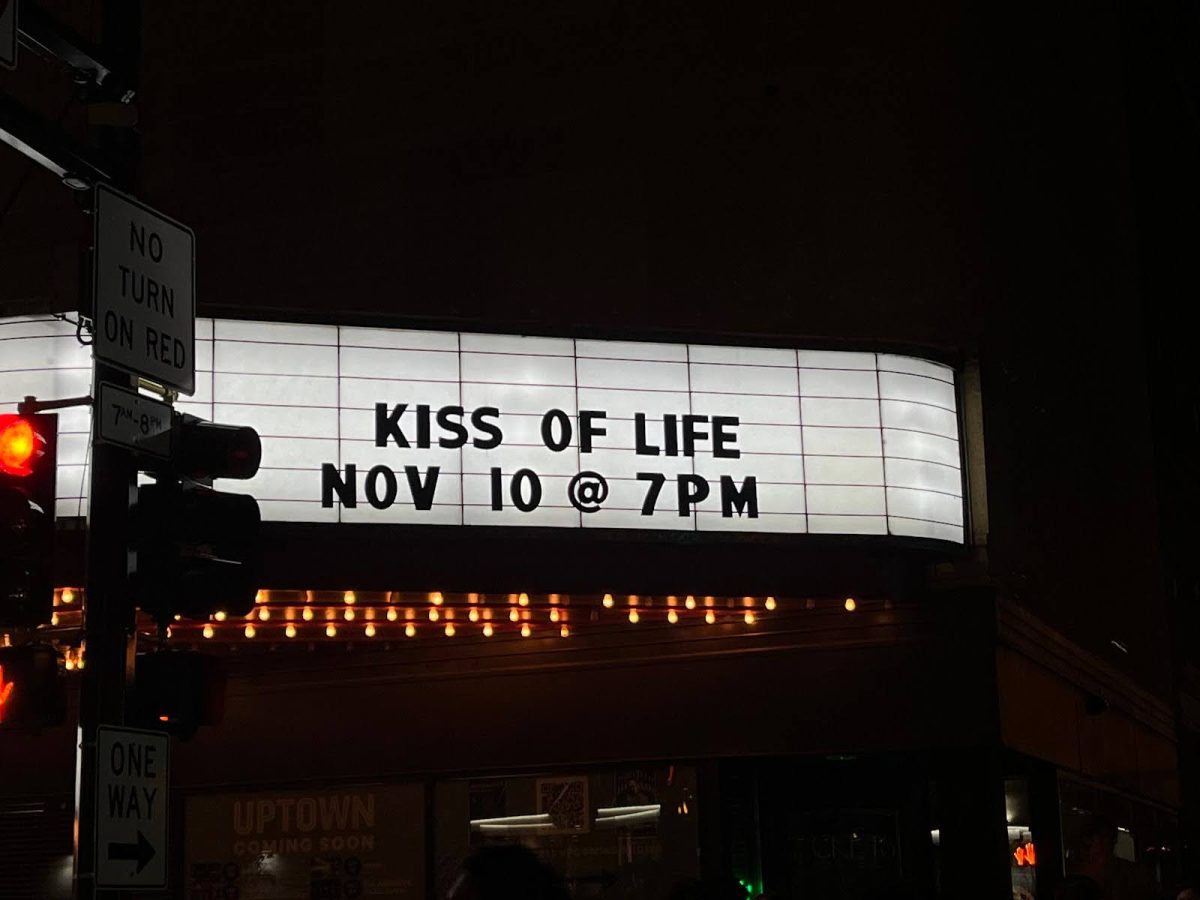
top-left (96, 382), bottom-right (173, 459)
top-left (1, 0), bottom-right (17, 70)
top-left (93, 183), bottom-right (196, 394)
top-left (96, 726), bottom-right (169, 890)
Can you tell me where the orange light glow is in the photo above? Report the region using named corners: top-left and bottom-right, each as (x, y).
top-left (667, 610), bottom-right (679, 624)
top-left (602, 593), bottom-right (614, 608)
top-left (202, 624), bottom-right (214, 639)
top-left (705, 611), bottom-right (716, 625)
top-left (429, 608), bottom-right (440, 622)
top-left (482, 623), bottom-right (494, 637)
top-left (0, 417), bottom-right (36, 476)
top-left (509, 609), bottom-right (520, 623)
top-left (444, 623), bottom-right (456, 637)
top-left (765, 596), bottom-right (777, 611)
top-left (685, 595), bottom-right (696, 610)
top-left (430, 591), bottom-right (444, 606)
top-left (744, 610), bottom-right (756, 625)
top-left (628, 609), bottom-right (639, 624)
top-left (405, 624), bottom-right (416, 638)
top-left (302, 607), bottom-right (314, 622)
top-left (386, 607), bottom-right (398, 622)
top-left (0, 666), bottom-right (15, 722)
top-left (469, 608), bottom-right (480, 622)
top-left (285, 624), bottom-right (297, 638)
top-left (520, 623), bottom-right (532, 638)
top-left (343, 590), bottom-right (356, 605)
top-left (364, 623), bottom-right (376, 638)
top-left (325, 624), bottom-right (337, 638)
top-left (518, 592), bottom-right (529, 607)
top-left (560, 624), bottom-right (570, 638)
top-left (844, 597), bottom-right (857, 612)
top-left (61, 588), bottom-right (76, 604)
top-left (244, 624), bottom-right (256, 638)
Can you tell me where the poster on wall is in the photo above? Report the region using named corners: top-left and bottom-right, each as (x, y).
top-left (184, 784), bottom-right (423, 899)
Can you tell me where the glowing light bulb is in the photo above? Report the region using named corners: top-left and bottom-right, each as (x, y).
top-left (520, 623), bottom-right (532, 638)
top-left (326, 623), bottom-right (337, 638)
top-left (431, 591), bottom-right (444, 606)
top-left (244, 624), bottom-right (256, 638)
top-left (214, 610), bottom-right (227, 622)
top-left (705, 611), bottom-right (716, 625)
top-left (744, 610), bottom-right (756, 625)
top-left (387, 607), bottom-right (398, 622)
top-left (285, 624), bottom-right (297, 638)
top-left (344, 608), bottom-right (356, 621)
top-left (518, 592), bottom-right (529, 607)
top-left (468, 592), bottom-right (480, 604)
top-left (62, 588), bottom-right (76, 604)
top-left (627, 595), bottom-right (639, 606)
top-left (550, 608), bottom-right (560, 623)
top-left (165, 626), bottom-right (173, 638)
top-left (482, 623), bottom-right (494, 637)
top-left (202, 624), bottom-right (214, 639)
top-left (258, 607), bottom-right (270, 621)
top-left (50, 612), bottom-right (59, 626)
top-left (444, 623), bottom-right (456, 637)
top-left (766, 596), bottom-right (777, 611)
top-left (560, 624), bottom-right (570, 638)
top-left (65, 657), bottom-right (75, 671)
top-left (603, 593), bottom-right (614, 608)
top-left (302, 607), bottom-right (314, 621)
top-left (405, 623), bottom-right (416, 638)
top-left (628, 609), bottom-right (640, 624)
top-left (343, 590), bottom-right (356, 605)
top-left (255, 590), bottom-right (267, 604)
top-left (685, 595), bottom-right (696, 610)
top-left (549, 593), bottom-right (560, 605)
top-left (844, 597), bottom-right (857, 612)
top-left (469, 608), bottom-right (480, 622)
top-left (509, 609), bottom-right (520, 623)
top-left (429, 608), bottom-right (440, 622)
top-left (668, 610), bottom-right (679, 624)
top-left (364, 623), bottom-right (376, 638)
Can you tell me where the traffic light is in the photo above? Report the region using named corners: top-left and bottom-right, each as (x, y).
top-left (0, 644), bottom-right (65, 730)
top-left (129, 650), bottom-right (225, 739)
top-left (132, 413), bottom-right (261, 623)
top-left (0, 414), bottom-right (57, 628)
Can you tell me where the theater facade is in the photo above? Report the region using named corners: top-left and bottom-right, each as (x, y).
top-left (0, 311), bottom-right (1182, 900)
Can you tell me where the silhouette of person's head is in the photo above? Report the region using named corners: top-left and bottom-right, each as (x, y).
top-left (448, 845), bottom-right (570, 900)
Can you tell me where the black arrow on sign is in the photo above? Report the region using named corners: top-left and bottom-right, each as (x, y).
top-left (107, 830), bottom-right (155, 873)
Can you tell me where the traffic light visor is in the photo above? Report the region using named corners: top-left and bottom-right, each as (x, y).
top-left (0, 416), bottom-right (40, 476)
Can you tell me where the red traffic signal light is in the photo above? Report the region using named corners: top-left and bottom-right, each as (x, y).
top-left (0, 415), bottom-right (45, 476)
top-left (1, 414), bottom-right (57, 628)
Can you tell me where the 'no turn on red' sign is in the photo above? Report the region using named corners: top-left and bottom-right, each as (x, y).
top-left (93, 183), bottom-right (196, 395)
top-left (96, 726), bottom-right (169, 890)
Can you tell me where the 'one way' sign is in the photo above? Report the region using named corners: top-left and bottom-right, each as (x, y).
top-left (96, 726), bottom-right (169, 890)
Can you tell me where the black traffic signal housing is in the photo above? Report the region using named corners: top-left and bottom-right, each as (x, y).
top-left (0, 414), bottom-right (57, 628)
top-left (132, 413), bottom-right (262, 624)
top-left (0, 644), bottom-right (66, 730)
top-left (129, 650), bottom-right (225, 739)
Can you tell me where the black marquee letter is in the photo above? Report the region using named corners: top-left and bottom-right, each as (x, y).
top-left (365, 465), bottom-right (398, 509)
top-left (322, 463), bottom-right (357, 508)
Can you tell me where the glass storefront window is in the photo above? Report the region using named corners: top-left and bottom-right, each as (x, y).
top-left (435, 765), bottom-right (701, 900)
top-left (1005, 778), bottom-right (1037, 900)
top-left (1059, 776), bottom-right (1181, 899)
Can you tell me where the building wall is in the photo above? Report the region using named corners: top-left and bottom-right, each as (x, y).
top-left (0, 0), bottom-right (1173, 721)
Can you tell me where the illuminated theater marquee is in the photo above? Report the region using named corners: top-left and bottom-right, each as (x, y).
top-left (0, 317), bottom-right (965, 542)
